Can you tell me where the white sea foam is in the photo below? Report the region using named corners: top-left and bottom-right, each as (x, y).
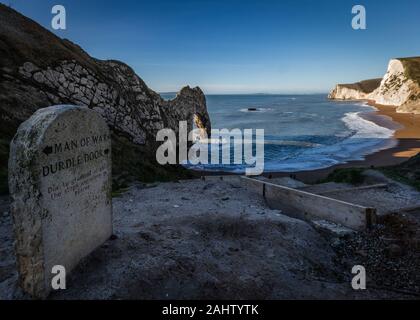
top-left (261, 112), bottom-right (397, 172)
top-left (341, 112), bottom-right (394, 139)
top-left (239, 107), bottom-right (273, 113)
top-left (184, 97), bottom-right (400, 173)
top-left (354, 101), bottom-right (371, 107)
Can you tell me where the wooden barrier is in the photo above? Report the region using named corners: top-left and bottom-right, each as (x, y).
top-left (241, 176), bottom-right (376, 230)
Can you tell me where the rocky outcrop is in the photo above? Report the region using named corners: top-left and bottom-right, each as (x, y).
top-left (0, 5), bottom-right (211, 192)
top-left (329, 57), bottom-right (420, 114)
top-left (328, 79), bottom-right (382, 100)
top-left (8, 59), bottom-right (210, 144)
top-left (370, 58), bottom-right (420, 114)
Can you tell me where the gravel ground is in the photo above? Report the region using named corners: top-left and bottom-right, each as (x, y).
top-left (334, 213), bottom-right (420, 296)
top-left (0, 178), bottom-right (418, 299)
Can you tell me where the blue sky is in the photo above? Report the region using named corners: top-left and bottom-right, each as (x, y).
top-left (3, 0), bottom-right (420, 94)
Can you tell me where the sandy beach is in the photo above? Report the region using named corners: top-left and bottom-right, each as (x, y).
top-left (199, 101), bottom-right (420, 183)
top-left (371, 102), bottom-right (420, 156)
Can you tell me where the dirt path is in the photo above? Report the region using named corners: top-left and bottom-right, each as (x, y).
top-left (0, 180), bottom-right (417, 299)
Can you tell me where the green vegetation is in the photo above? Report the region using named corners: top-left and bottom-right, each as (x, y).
top-left (321, 154), bottom-right (420, 191)
top-left (400, 57), bottom-right (420, 85)
top-left (321, 168), bottom-right (366, 185)
top-left (357, 78), bottom-right (382, 94)
top-left (0, 138), bottom-right (9, 195)
top-left (111, 187), bottom-right (130, 198)
top-left (379, 168), bottom-right (420, 191)
top-left (339, 79), bottom-right (381, 94)
top-left (111, 134), bottom-right (195, 195)
top-left (379, 154), bottom-right (420, 191)
top-left (0, 169), bottom-right (7, 194)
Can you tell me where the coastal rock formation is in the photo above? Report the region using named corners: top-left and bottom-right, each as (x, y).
top-left (328, 79), bottom-right (382, 100)
top-left (10, 60), bottom-right (210, 144)
top-left (370, 58), bottom-right (420, 114)
top-left (329, 57), bottom-right (420, 114)
top-left (0, 4), bottom-right (211, 191)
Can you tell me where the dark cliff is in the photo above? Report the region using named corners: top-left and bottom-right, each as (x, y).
top-left (0, 4), bottom-right (211, 193)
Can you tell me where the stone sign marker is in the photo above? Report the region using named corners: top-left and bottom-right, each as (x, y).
top-left (9, 105), bottom-right (113, 298)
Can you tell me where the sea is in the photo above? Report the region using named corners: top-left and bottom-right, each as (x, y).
top-left (160, 93), bottom-right (398, 173)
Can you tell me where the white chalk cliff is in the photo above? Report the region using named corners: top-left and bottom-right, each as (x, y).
top-left (328, 79), bottom-right (382, 100)
top-left (329, 57), bottom-right (420, 114)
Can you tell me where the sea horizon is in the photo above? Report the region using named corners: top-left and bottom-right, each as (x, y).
top-left (1, 0), bottom-right (420, 303)
top-left (159, 93), bottom-right (399, 174)
top-left (160, 92), bottom-right (330, 96)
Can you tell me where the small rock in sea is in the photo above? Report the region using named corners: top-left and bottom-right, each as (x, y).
top-left (221, 197), bottom-right (230, 201)
top-left (248, 108), bottom-right (258, 111)
top-left (181, 197), bottom-right (190, 201)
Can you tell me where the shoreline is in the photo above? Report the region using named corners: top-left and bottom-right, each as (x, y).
top-left (195, 100), bottom-right (420, 183)
top-left (266, 101), bottom-right (420, 183)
